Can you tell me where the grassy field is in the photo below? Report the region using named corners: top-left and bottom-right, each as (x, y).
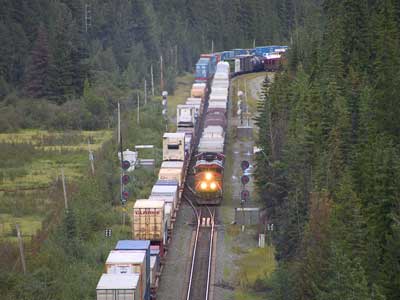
top-left (0, 130), bottom-right (112, 190)
top-left (0, 129), bottom-right (113, 241)
top-left (167, 73), bottom-right (195, 119)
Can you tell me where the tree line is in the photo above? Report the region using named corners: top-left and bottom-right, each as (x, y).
top-left (0, 0), bottom-right (295, 131)
top-left (255, 0), bottom-right (400, 299)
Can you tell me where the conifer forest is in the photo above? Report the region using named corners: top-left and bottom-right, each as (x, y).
top-left (1, 0), bottom-right (400, 299)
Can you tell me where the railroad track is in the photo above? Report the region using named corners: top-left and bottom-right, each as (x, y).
top-left (183, 191), bottom-right (215, 300)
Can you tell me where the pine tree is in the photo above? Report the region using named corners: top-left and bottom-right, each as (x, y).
top-left (24, 24), bottom-right (49, 98)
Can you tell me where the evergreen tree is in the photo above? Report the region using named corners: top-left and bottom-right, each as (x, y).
top-left (24, 24), bottom-right (49, 98)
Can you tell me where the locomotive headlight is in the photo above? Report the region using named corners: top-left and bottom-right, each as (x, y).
top-left (200, 182), bottom-right (208, 190)
top-left (205, 172), bottom-right (213, 180)
top-left (210, 182), bottom-right (217, 190)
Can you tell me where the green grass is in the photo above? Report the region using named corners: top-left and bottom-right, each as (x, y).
top-left (238, 247), bottom-right (276, 282)
top-left (234, 290), bottom-right (266, 300)
top-left (0, 129), bottom-right (112, 190)
top-left (0, 213), bottom-right (42, 242)
top-left (0, 129), bottom-right (113, 241)
top-left (167, 73), bottom-right (195, 120)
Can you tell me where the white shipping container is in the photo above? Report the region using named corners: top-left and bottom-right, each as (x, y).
top-left (105, 250), bottom-right (146, 300)
top-left (161, 161), bottom-right (184, 169)
top-left (149, 194), bottom-right (175, 210)
top-left (208, 101), bottom-right (227, 109)
top-left (96, 274), bottom-right (140, 300)
top-left (211, 87), bottom-right (228, 96)
top-left (132, 200), bottom-right (165, 242)
top-left (151, 185), bottom-right (178, 206)
top-left (177, 105), bottom-right (197, 127)
top-left (158, 162), bottom-right (184, 187)
top-left (198, 139), bottom-right (225, 153)
top-left (163, 132), bottom-right (185, 161)
top-left (203, 126), bottom-right (224, 138)
top-left (150, 256), bottom-right (159, 287)
top-left (235, 58), bottom-right (241, 73)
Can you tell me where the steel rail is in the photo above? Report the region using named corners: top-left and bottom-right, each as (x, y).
top-left (205, 207), bottom-right (215, 300)
top-left (186, 208), bottom-right (201, 300)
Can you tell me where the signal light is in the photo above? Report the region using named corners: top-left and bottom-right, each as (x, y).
top-left (205, 172), bottom-right (213, 180)
top-left (122, 174), bottom-right (130, 185)
top-left (200, 182), bottom-right (207, 190)
top-left (210, 182), bottom-right (217, 190)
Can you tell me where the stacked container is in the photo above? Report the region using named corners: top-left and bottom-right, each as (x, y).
top-left (132, 200), bottom-right (166, 256)
top-left (158, 161), bottom-right (184, 188)
top-left (105, 250), bottom-right (147, 300)
top-left (96, 273), bottom-right (140, 300)
top-left (114, 240), bottom-right (151, 300)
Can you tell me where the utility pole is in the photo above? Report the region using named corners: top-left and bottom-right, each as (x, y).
top-left (211, 40), bottom-right (214, 53)
top-left (85, 4), bottom-right (91, 33)
top-left (88, 139), bottom-right (95, 175)
top-left (118, 102), bottom-right (123, 203)
top-left (144, 79), bottom-right (147, 105)
top-left (61, 168), bottom-right (68, 210)
top-left (150, 64), bottom-right (155, 97)
top-left (253, 39), bottom-right (256, 49)
top-left (16, 224), bottom-right (26, 274)
top-left (137, 92), bottom-right (140, 125)
top-left (160, 55), bottom-right (164, 92)
top-left (117, 102), bottom-right (121, 146)
top-left (175, 45), bottom-right (178, 69)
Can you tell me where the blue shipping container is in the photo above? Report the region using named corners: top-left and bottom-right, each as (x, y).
top-left (233, 48), bottom-right (250, 57)
top-left (115, 240), bottom-right (151, 300)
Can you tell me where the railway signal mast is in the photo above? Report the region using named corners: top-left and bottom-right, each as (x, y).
top-left (162, 91), bottom-right (168, 131)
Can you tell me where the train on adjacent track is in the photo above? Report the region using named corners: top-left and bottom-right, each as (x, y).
top-left (95, 44), bottom-right (287, 300)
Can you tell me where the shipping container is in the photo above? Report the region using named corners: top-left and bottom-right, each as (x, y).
top-left (114, 240), bottom-right (151, 300)
top-left (150, 255), bottom-right (160, 288)
top-left (132, 200), bottom-right (165, 243)
top-left (198, 138), bottom-right (225, 153)
top-left (208, 102), bottom-right (227, 110)
top-left (158, 161), bottom-right (184, 187)
top-left (96, 273), bottom-right (140, 300)
top-left (105, 250), bottom-right (147, 300)
top-left (232, 48), bottom-right (249, 56)
top-left (148, 196), bottom-right (173, 229)
top-left (177, 104), bottom-right (196, 128)
top-left (191, 83), bottom-right (207, 99)
top-left (163, 133), bottom-right (185, 161)
top-left (234, 58), bottom-right (241, 73)
top-left (151, 184), bottom-right (178, 209)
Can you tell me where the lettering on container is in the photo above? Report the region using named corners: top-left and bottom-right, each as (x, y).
top-left (135, 210), bottom-right (161, 215)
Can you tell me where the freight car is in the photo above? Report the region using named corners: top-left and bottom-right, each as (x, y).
top-left (95, 44), bottom-right (288, 300)
top-left (194, 61), bottom-right (230, 205)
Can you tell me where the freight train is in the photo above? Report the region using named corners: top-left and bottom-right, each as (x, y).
top-left (95, 44), bottom-right (287, 300)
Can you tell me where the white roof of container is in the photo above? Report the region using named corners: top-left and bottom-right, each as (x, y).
top-left (134, 200), bottom-right (164, 209)
top-left (204, 126), bottom-right (224, 133)
top-left (106, 250), bottom-right (145, 264)
top-left (208, 102), bottom-right (227, 109)
top-left (178, 104), bottom-right (197, 109)
top-left (97, 274), bottom-right (140, 290)
top-left (211, 87), bottom-right (228, 94)
top-left (151, 185), bottom-right (178, 194)
top-left (187, 97), bottom-right (202, 101)
top-left (265, 53), bottom-right (281, 59)
top-left (163, 132), bottom-right (185, 138)
top-left (192, 83), bottom-right (206, 88)
top-left (149, 195), bottom-right (175, 203)
top-left (161, 161), bottom-right (184, 168)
